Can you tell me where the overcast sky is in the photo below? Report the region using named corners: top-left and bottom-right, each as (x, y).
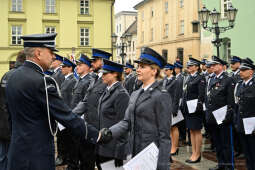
top-left (114, 0), bottom-right (143, 14)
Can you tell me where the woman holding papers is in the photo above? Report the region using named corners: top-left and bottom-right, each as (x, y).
top-left (96, 59), bottom-right (130, 168)
top-left (182, 57), bottom-right (205, 163)
top-left (100, 47), bottom-right (172, 170)
top-left (235, 58), bottom-right (255, 170)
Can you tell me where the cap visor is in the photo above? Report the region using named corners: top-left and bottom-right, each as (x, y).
top-left (99, 69), bottom-right (111, 74)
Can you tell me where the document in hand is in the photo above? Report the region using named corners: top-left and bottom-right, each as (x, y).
top-left (172, 110), bottom-right (184, 126)
top-left (212, 105), bottom-right (227, 125)
top-left (101, 160), bottom-right (124, 170)
top-left (186, 99), bottom-right (198, 114)
top-left (242, 117), bottom-right (255, 135)
top-left (123, 142), bottom-right (159, 170)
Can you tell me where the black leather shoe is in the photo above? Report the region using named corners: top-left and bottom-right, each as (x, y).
top-left (185, 156), bottom-right (201, 163)
top-left (209, 165), bottom-right (224, 170)
top-left (171, 148), bottom-right (179, 156)
top-left (169, 156), bottom-right (173, 163)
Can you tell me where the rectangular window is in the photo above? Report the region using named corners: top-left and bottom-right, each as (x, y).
top-left (133, 41), bottom-right (135, 51)
top-left (150, 28), bottom-right (154, 41)
top-left (221, 0), bottom-right (232, 18)
top-left (164, 24), bottom-right (169, 37)
top-left (80, 28), bottom-right (89, 46)
top-left (11, 25), bottom-right (22, 45)
top-left (151, 7), bottom-right (154, 17)
top-left (177, 48), bottom-right (184, 65)
top-left (162, 50), bottom-right (168, 61)
top-left (45, 26), bottom-right (56, 34)
top-left (141, 11), bottom-right (144, 21)
top-left (45, 0), bottom-right (56, 13)
top-left (80, 0), bottom-right (89, 15)
top-left (12, 0), bottom-right (22, 12)
top-left (180, 0), bottom-right (184, 8)
top-left (165, 1), bottom-right (168, 13)
top-left (180, 20), bottom-right (184, 34)
top-left (192, 23), bottom-right (199, 33)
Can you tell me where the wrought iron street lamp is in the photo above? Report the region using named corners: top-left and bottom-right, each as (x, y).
top-left (111, 33), bottom-right (132, 64)
top-left (198, 5), bottom-right (238, 58)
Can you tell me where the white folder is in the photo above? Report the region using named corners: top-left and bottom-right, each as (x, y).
top-left (172, 110), bottom-right (184, 126)
top-left (186, 99), bottom-right (198, 114)
top-left (243, 117), bottom-right (255, 135)
top-left (212, 105), bottom-right (227, 125)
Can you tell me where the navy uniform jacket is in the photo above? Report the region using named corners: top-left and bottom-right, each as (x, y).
top-left (182, 73), bottom-right (206, 116)
top-left (60, 73), bottom-right (77, 107)
top-left (71, 73), bottom-right (91, 109)
top-left (230, 70), bottom-right (241, 84)
top-left (110, 81), bottom-right (171, 170)
top-left (6, 61), bottom-right (98, 170)
top-left (206, 72), bottom-right (235, 125)
top-left (235, 78), bottom-right (255, 133)
top-left (52, 67), bottom-right (65, 86)
top-left (97, 82), bottom-right (130, 160)
top-left (123, 73), bottom-right (136, 95)
top-left (73, 74), bottom-right (107, 129)
top-left (172, 74), bottom-right (183, 115)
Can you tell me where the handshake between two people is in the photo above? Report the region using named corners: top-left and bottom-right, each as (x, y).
top-left (97, 128), bottom-right (113, 144)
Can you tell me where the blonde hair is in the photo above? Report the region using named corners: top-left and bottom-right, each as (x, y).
top-left (150, 64), bottom-right (162, 79)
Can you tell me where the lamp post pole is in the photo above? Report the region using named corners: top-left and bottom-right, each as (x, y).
top-left (198, 5), bottom-right (238, 59)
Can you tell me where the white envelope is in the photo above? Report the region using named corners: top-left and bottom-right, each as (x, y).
top-left (212, 105), bottom-right (227, 125)
top-left (172, 110), bottom-right (184, 126)
top-left (242, 117), bottom-right (255, 135)
top-left (123, 143), bottom-right (159, 170)
top-left (186, 99), bottom-right (198, 114)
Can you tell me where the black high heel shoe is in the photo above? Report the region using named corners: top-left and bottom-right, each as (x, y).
top-left (169, 156), bottom-right (173, 163)
top-left (171, 148), bottom-right (179, 156)
top-left (185, 155), bottom-right (201, 163)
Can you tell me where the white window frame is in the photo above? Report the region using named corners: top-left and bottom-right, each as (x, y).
top-left (45, 0), bottom-right (56, 14)
top-left (12, 0), bottom-right (22, 12)
top-left (45, 26), bottom-right (56, 34)
top-left (80, 28), bottom-right (89, 46)
top-left (180, 20), bottom-right (184, 34)
top-left (180, 0), bottom-right (184, 8)
top-left (221, 0), bottom-right (232, 18)
top-left (80, 0), bottom-right (89, 15)
top-left (11, 25), bottom-right (22, 45)
top-left (165, 1), bottom-right (168, 13)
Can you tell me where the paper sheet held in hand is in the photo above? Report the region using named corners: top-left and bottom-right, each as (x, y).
top-left (212, 105), bottom-right (227, 125)
top-left (242, 117), bottom-right (255, 135)
top-left (172, 110), bottom-right (184, 126)
top-left (186, 99), bottom-right (198, 114)
top-left (123, 142), bottom-right (159, 170)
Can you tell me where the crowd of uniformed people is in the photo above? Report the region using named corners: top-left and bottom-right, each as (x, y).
top-left (0, 33), bottom-right (255, 170)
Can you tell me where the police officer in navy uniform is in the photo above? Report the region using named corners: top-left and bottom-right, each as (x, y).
top-left (97, 59), bottom-right (130, 169)
top-left (100, 47), bottom-right (172, 170)
top-left (201, 59), bottom-right (209, 77)
top-left (72, 49), bottom-right (110, 170)
top-left (51, 53), bottom-right (65, 86)
top-left (71, 54), bottom-right (92, 109)
top-left (123, 62), bottom-right (136, 95)
top-left (235, 58), bottom-right (255, 170)
top-left (183, 58), bottom-right (205, 163)
top-left (207, 56), bottom-right (235, 170)
top-left (5, 33), bottom-right (103, 170)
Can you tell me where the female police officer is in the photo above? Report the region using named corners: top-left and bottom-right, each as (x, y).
top-left (96, 59), bottom-right (130, 169)
top-left (100, 47), bottom-right (172, 170)
top-left (182, 57), bottom-right (205, 163)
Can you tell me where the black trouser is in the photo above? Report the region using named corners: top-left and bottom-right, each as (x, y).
top-left (56, 129), bottom-right (69, 162)
top-left (79, 141), bottom-right (97, 170)
top-left (96, 155), bottom-right (115, 170)
top-left (233, 128), bottom-right (243, 155)
top-left (178, 120), bottom-right (187, 142)
top-left (240, 133), bottom-right (255, 170)
top-left (211, 124), bottom-right (235, 169)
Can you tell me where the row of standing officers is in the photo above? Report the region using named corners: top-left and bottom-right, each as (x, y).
top-left (0, 32), bottom-right (254, 170)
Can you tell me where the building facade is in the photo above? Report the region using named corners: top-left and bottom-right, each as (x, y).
top-left (0, 0), bottom-right (115, 78)
top-left (135, 0), bottom-right (204, 65)
top-left (201, 0), bottom-right (255, 61)
top-left (114, 11), bottom-right (137, 63)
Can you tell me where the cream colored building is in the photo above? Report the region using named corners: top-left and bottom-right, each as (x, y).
top-left (0, 0), bottom-right (115, 78)
top-left (135, 0), bottom-right (208, 65)
top-left (114, 11), bottom-right (137, 63)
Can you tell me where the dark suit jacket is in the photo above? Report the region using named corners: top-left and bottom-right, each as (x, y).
top-left (71, 73), bottom-right (91, 109)
top-left (60, 74), bottom-right (77, 108)
top-left (6, 61), bottom-right (98, 170)
top-left (97, 82), bottom-right (129, 159)
top-left (172, 74), bottom-right (183, 115)
top-left (123, 73), bottom-right (137, 95)
top-left (52, 67), bottom-right (65, 86)
top-left (110, 81), bottom-right (171, 170)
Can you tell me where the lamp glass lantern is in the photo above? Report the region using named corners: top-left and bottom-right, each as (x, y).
top-left (198, 6), bottom-right (210, 25)
top-left (210, 8), bottom-right (221, 25)
top-left (111, 33), bottom-right (117, 44)
top-left (226, 5), bottom-right (238, 24)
